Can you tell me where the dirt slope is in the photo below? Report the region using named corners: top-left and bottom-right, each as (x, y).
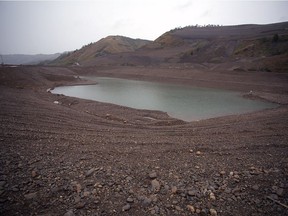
top-left (0, 65), bottom-right (287, 215)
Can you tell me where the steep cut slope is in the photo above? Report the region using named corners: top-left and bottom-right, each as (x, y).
top-left (53, 36), bottom-right (150, 66)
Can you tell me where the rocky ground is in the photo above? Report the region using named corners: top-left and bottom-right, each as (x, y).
top-left (0, 65), bottom-right (288, 215)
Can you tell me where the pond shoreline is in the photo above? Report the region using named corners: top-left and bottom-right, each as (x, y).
top-left (51, 76), bottom-right (279, 122)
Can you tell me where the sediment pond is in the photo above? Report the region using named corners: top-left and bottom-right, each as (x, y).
top-left (51, 77), bottom-right (277, 121)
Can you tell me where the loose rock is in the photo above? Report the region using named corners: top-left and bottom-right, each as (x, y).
top-left (83, 191), bottom-right (90, 197)
top-left (175, 205), bottom-right (183, 211)
top-left (151, 179), bottom-right (161, 192)
top-left (154, 206), bottom-right (160, 214)
top-left (171, 186), bottom-right (177, 194)
top-left (126, 197), bottom-right (134, 203)
top-left (188, 190), bottom-right (196, 196)
top-left (76, 183), bottom-right (82, 193)
top-left (252, 185), bottom-right (259, 191)
top-left (122, 204), bottom-right (131, 211)
top-left (85, 168), bottom-right (95, 177)
top-left (24, 192), bottom-right (37, 200)
top-left (149, 171), bottom-right (157, 179)
top-left (31, 170), bottom-right (37, 178)
top-left (210, 208), bottom-right (217, 216)
top-left (276, 188), bottom-right (284, 197)
top-left (142, 197), bottom-right (152, 206)
top-left (64, 210), bottom-right (75, 216)
top-left (209, 192), bottom-right (216, 200)
top-left (75, 202), bottom-right (86, 209)
top-left (187, 205), bottom-right (195, 213)
top-left (0, 181), bottom-right (6, 188)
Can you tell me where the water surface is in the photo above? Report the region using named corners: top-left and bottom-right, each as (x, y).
top-left (52, 77), bottom-right (277, 121)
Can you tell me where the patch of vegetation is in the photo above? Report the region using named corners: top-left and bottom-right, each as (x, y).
top-left (57, 51), bottom-right (72, 60)
top-left (81, 42), bottom-right (93, 49)
top-left (179, 40), bottom-right (209, 62)
top-left (94, 51), bottom-right (108, 58)
top-left (169, 24), bottom-right (222, 33)
top-left (273, 34), bottom-right (279, 42)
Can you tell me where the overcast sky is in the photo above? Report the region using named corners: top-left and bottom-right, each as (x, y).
top-left (0, 0), bottom-right (288, 54)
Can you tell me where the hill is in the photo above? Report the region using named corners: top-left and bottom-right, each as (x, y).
top-left (52, 22), bottom-right (288, 72)
top-left (149, 22), bottom-right (288, 71)
top-left (52, 36), bottom-right (151, 66)
top-left (1, 53), bottom-right (60, 65)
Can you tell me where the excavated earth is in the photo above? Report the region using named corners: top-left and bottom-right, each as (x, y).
top-left (0, 65), bottom-right (288, 216)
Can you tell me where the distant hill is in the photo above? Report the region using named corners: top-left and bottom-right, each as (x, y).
top-left (52, 36), bottom-right (151, 66)
top-left (1, 53), bottom-right (61, 65)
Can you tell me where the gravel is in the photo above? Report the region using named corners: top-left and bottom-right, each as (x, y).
top-left (0, 66), bottom-right (287, 215)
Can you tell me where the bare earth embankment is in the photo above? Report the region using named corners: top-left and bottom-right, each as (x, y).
top-left (0, 65), bottom-right (288, 216)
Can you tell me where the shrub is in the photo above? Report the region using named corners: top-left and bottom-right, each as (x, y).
top-left (273, 34), bottom-right (279, 42)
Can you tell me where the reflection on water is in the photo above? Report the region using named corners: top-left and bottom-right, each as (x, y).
top-left (51, 77), bottom-right (277, 121)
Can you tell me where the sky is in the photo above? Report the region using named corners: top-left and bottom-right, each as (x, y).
top-left (0, 0), bottom-right (288, 55)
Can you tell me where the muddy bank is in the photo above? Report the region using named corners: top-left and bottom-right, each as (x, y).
top-left (0, 66), bottom-right (287, 216)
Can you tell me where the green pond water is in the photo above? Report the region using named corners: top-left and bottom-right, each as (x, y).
top-left (51, 77), bottom-right (277, 121)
